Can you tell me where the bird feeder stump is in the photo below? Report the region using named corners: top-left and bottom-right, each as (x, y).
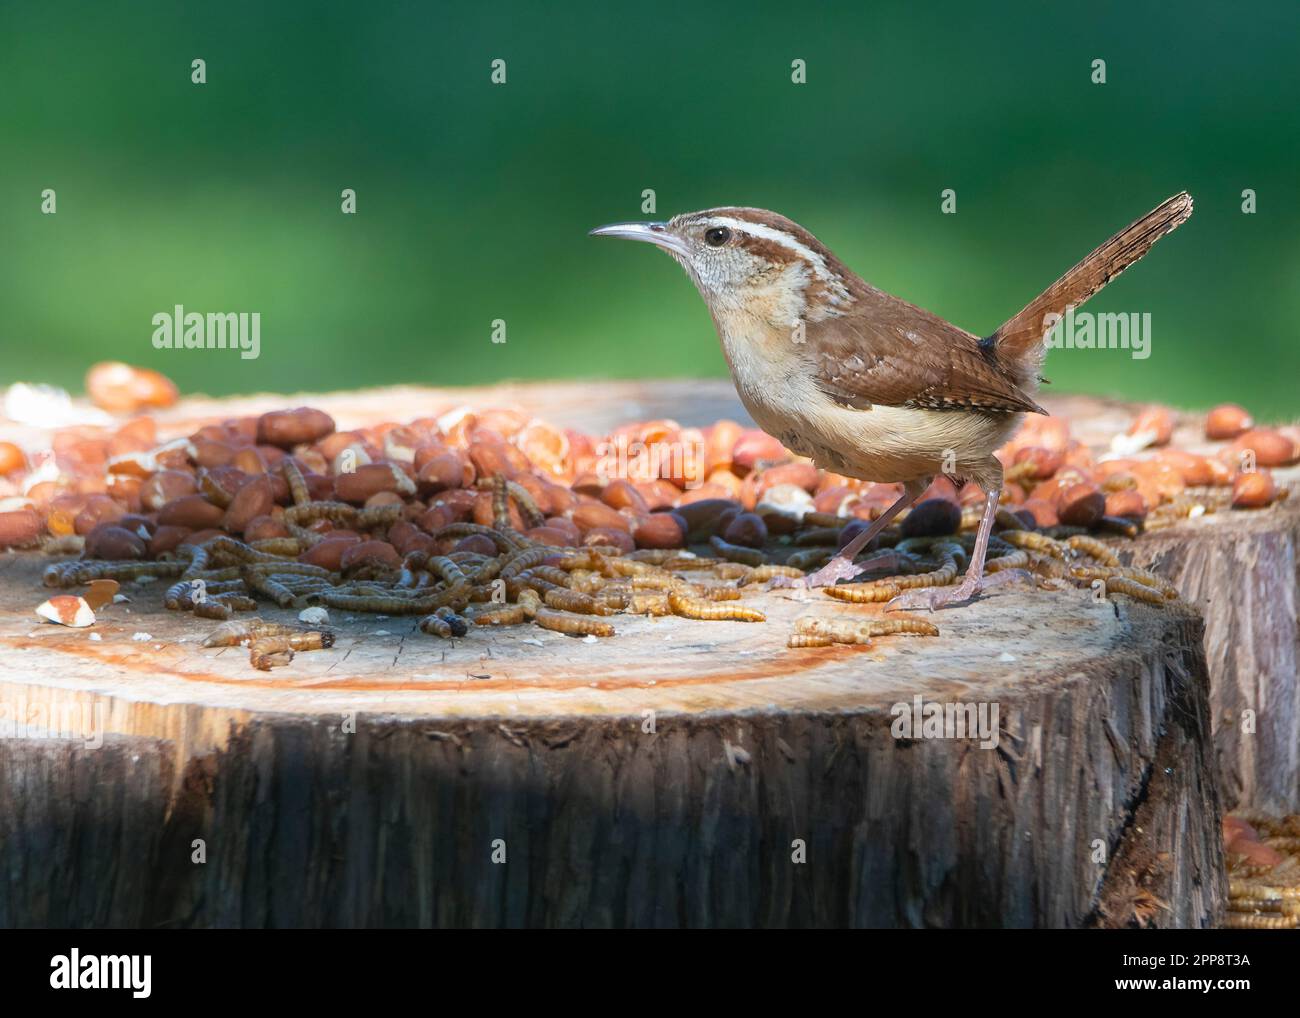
top-left (0, 549), bottom-right (1224, 928)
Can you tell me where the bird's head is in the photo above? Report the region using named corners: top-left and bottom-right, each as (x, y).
top-left (590, 207), bottom-right (858, 328)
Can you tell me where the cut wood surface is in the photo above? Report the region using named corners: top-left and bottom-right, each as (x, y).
top-left (0, 552), bottom-right (1223, 927)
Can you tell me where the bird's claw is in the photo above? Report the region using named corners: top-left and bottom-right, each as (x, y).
top-left (768, 550), bottom-right (906, 591)
top-left (886, 569), bottom-right (1025, 612)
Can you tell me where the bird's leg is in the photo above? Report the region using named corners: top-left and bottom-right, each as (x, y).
top-left (887, 486), bottom-right (1019, 611)
top-left (772, 479), bottom-right (927, 589)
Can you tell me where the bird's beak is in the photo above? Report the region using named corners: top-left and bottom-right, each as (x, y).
top-left (589, 221), bottom-right (690, 258)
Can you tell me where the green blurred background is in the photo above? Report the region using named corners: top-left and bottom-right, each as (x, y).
top-left (2, 1), bottom-right (1296, 416)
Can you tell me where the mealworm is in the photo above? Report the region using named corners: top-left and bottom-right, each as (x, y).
top-left (626, 549), bottom-right (675, 564)
top-left (282, 457), bottom-right (310, 506)
top-left (506, 480), bottom-right (546, 529)
top-left (419, 613), bottom-right (455, 638)
top-left (565, 569), bottom-right (606, 593)
top-left (999, 530), bottom-right (1066, 557)
top-left (784, 548), bottom-right (832, 571)
top-left (244, 630), bottom-right (332, 668)
top-left (709, 536), bottom-right (767, 566)
top-left (321, 584), bottom-right (468, 614)
top-left (790, 618), bottom-right (874, 644)
top-left (203, 535), bottom-right (293, 566)
top-left (628, 592), bottom-right (671, 616)
top-left (859, 618), bottom-right (940, 637)
top-left (357, 504), bottom-right (403, 530)
top-left (197, 470), bottom-right (233, 508)
top-left (436, 606), bottom-right (469, 636)
top-left (793, 527), bottom-right (842, 546)
top-left (425, 555), bottom-right (467, 585)
top-left (507, 574), bottom-right (561, 599)
top-left (534, 607), bottom-right (615, 636)
top-left (1103, 576), bottom-right (1169, 604)
top-left (242, 571), bottom-right (297, 608)
top-left (418, 605), bottom-right (472, 638)
top-left (602, 556), bottom-right (662, 577)
top-left (194, 599), bottom-right (234, 620)
top-left (499, 546), bottom-right (552, 580)
top-left (745, 564), bottom-right (804, 584)
top-left (629, 574), bottom-right (737, 601)
top-left (165, 579), bottom-right (198, 609)
top-left (1097, 515), bottom-right (1140, 538)
top-left (45, 559), bottom-right (185, 587)
top-left (517, 588), bottom-right (543, 618)
top-left (211, 593), bottom-right (257, 611)
top-left (1066, 534), bottom-right (1120, 566)
top-left (473, 603), bottom-right (529, 626)
top-left (249, 537), bottom-right (303, 558)
top-left (249, 640), bottom-right (294, 670)
top-left (667, 591), bottom-right (765, 622)
top-left (543, 587), bottom-right (613, 615)
top-left (284, 501), bottom-right (359, 528)
top-left (485, 474), bottom-right (510, 531)
top-left (1226, 897), bottom-right (1284, 912)
top-left (993, 506), bottom-right (1026, 531)
top-left (787, 634), bottom-right (837, 648)
top-left (822, 582), bottom-right (900, 603)
top-left (526, 564), bottom-right (572, 588)
top-left (1224, 913), bottom-right (1297, 929)
top-left (594, 588), bottom-right (632, 611)
top-left (244, 560), bottom-right (335, 578)
top-left (662, 555), bottom-right (720, 571)
top-left (712, 562), bottom-right (754, 581)
top-left (202, 618), bottom-right (311, 647)
top-left (802, 511), bottom-right (849, 529)
top-left (985, 550), bottom-right (1030, 573)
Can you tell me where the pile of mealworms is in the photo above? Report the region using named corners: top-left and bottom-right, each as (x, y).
top-left (5, 393), bottom-right (1276, 668)
top-left (1222, 813), bottom-right (1300, 929)
top-left (33, 460), bottom-right (1184, 667)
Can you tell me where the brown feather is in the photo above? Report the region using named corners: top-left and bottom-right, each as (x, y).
top-left (804, 294), bottom-right (1045, 415)
top-left (989, 192), bottom-right (1193, 382)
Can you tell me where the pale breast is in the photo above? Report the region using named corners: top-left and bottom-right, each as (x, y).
top-left (717, 319), bottom-right (1021, 484)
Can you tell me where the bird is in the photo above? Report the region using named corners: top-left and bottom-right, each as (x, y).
top-left (590, 192), bottom-right (1193, 610)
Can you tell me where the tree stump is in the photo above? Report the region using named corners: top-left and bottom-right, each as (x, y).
top-left (1041, 393), bottom-right (1300, 812)
top-left (0, 553), bottom-right (1224, 928)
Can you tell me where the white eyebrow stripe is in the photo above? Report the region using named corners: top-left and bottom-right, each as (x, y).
top-left (707, 216), bottom-right (834, 280)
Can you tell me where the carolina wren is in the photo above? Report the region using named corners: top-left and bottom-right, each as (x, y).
top-left (592, 193), bottom-right (1193, 610)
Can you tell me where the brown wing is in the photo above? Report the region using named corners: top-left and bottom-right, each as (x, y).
top-left (804, 300), bottom-right (1045, 415)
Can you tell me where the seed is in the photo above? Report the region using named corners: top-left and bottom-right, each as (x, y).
top-left (709, 535), bottom-right (767, 566)
top-left (1205, 404), bottom-right (1253, 441)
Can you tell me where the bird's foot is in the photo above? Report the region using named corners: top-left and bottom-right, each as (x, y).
top-left (768, 550), bottom-right (907, 590)
top-left (886, 568), bottom-right (1026, 612)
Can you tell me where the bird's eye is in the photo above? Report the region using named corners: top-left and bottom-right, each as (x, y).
top-left (704, 226), bottom-right (732, 247)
